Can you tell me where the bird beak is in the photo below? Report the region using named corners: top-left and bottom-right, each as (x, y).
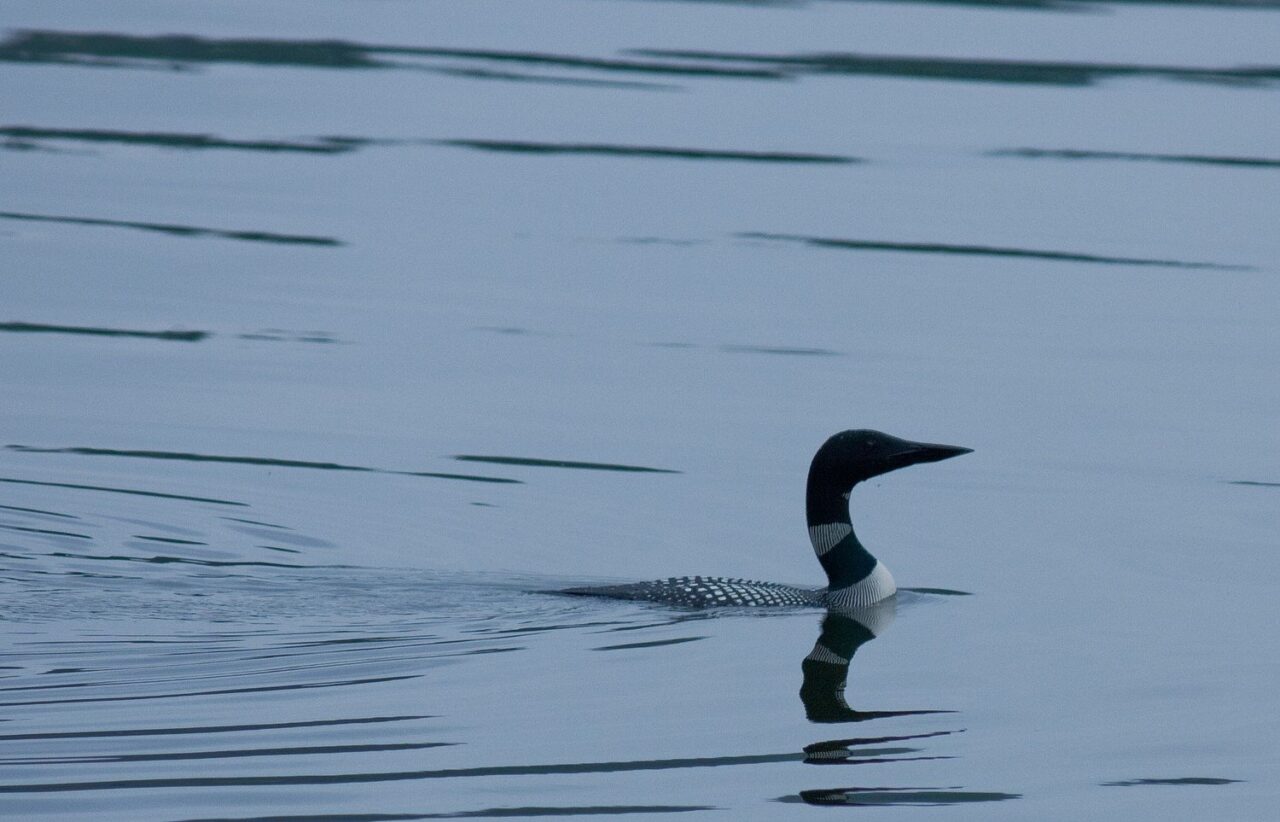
top-left (875, 439), bottom-right (972, 477)
top-left (902, 440), bottom-right (973, 465)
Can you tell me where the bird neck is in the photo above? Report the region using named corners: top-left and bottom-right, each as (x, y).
top-left (806, 477), bottom-right (877, 590)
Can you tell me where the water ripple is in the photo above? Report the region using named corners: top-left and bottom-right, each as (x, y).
top-left (633, 48), bottom-right (1280, 87)
top-left (0, 126), bottom-right (362, 154)
top-left (434, 139), bottom-right (858, 164)
top-left (992, 146), bottom-right (1280, 169)
top-left (0, 31), bottom-right (782, 80)
top-left (0, 210), bottom-right (340, 247)
top-left (740, 232), bottom-right (1251, 270)
top-left (0, 321), bottom-right (209, 342)
top-left (7, 446), bottom-right (521, 485)
top-left (453, 455), bottom-right (678, 474)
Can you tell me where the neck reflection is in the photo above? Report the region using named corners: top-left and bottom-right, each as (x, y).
top-left (794, 601), bottom-right (1019, 807)
top-left (801, 600), bottom-right (944, 724)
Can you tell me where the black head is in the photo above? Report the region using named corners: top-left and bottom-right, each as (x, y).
top-left (809, 429), bottom-right (972, 493)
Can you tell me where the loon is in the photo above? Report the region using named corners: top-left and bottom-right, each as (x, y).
top-left (562, 430), bottom-right (971, 609)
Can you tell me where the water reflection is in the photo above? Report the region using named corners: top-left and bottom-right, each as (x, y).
top-left (433, 139), bottom-right (856, 164)
top-left (6, 445), bottom-right (521, 485)
top-left (8, 30), bottom-right (1277, 90)
top-left (799, 604), bottom-right (948, 724)
top-left (794, 602), bottom-right (1019, 806)
top-left (0, 210), bottom-right (341, 247)
top-left (1102, 777), bottom-right (1242, 787)
top-left (453, 455), bottom-right (679, 473)
top-left (0, 31), bottom-right (780, 82)
top-left (0, 126), bottom-right (362, 154)
top-left (741, 232), bottom-right (1251, 270)
top-left (633, 48), bottom-right (1280, 87)
top-left (0, 475), bottom-right (248, 506)
top-left (0, 321), bottom-right (338, 344)
top-left (992, 146), bottom-right (1280, 170)
top-left (0, 321), bottom-right (208, 342)
top-left (793, 787), bottom-right (1022, 806)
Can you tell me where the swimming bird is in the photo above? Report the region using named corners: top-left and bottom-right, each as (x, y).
top-left (562, 430), bottom-right (971, 608)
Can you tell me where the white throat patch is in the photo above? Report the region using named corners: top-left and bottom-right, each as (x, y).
top-left (825, 561), bottom-right (896, 609)
top-left (808, 523), bottom-right (853, 556)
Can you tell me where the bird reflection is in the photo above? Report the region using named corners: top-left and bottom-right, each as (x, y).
top-left (795, 601), bottom-right (1019, 806)
top-left (800, 600), bottom-right (947, 724)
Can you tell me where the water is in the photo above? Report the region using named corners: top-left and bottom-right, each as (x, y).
top-left (2, 1), bottom-right (1279, 818)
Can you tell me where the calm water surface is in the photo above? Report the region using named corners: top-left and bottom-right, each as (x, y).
top-left (3, 1), bottom-right (1279, 819)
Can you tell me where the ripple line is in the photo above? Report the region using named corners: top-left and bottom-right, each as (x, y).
top-left (453, 455), bottom-right (677, 474)
top-left (7, 446), bottom-right (521, 485)
top-left (740, 232), bottom-right (1250, 270)
top-left (0, 674), bottom-right (420, 708)
top-left (0, 210), bottom-right (341, 247)
top-left (0, 751), bottom-right (800, 792)
top-left (435, 139), bottom-right (858, 164)
top-left (0, 321), bottom-right (209, 341)
top-left (0, 715), bottom-right (431, 741)
top-left (0, 476), bottom-right (248, 506)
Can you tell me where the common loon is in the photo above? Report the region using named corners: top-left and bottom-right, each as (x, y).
top-left (562, 430), bottom-right (971, 609)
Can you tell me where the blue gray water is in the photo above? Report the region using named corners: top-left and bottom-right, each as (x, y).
top-left (3, 1), bottom-right (1279, 819)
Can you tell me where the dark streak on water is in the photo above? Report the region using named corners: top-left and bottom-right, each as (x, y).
top-left (1227, 480), bottom-right (1280, 487)
top-left (1102, 777), bottom-right (1243, 786)
top-left (0, 524), bottom-right (93, 540)
top-left (435, 139), bottom-right (858, 164)
top-left (0, 476), bottom-right (248, 506)
top-left (176, 806), bottom-right (715, 821)
top-left (0, 674), bottom-right (420, 709)
top-left (0, 31), bottom-right (385, 69)
top-left (430, 66), bottom-right (680, 90)
top-left (740, 232), bottom-right (1249, 270)
top-left (993, 147), bottom-right (1280, 169)
top-left (0, 751), bottom-right (805, 793)
top-left (132, 535), bottom-right (208, 546)
top-left (803, 730), bottom-right (958, 758)
top-left (6, 742), bottom-right (456, 766)
top-left (0, 211), bottom-right (341, 247)
top-left (0, 31), bottom-right (784, 79)
top-left (0, 503), bottom-right (77, 519)
top-left (0, 323), bottom-right (339, 345)
top-left (453, 455), bottom-right (679, 473)
top-left (220, 517), bottom-right (290, 529)
top-left (44, 551), bottom-right (332, 570)
top-left (592, 636), bottom-right (707, 651)
top-left (11, 31), bottom-right (1278, 88)
top-left (363, 46), bottom-right (784, 79)
top-left (0, 126), bottom-right (363, 154)
top-left (5, 125), bottom-right (848, 167)
top-left (789, 788), bottom-right (1022, 806)
top-left (0, 321), bottom-right (209, 342)
top-left (0, 715), bottom-right (433, 741)
top-left (631, 49), bottom-right (1280, 87)
top-left (7, 446), bottom-right (522, 485)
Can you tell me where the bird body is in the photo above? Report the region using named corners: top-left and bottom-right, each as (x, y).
top-left (562, 430), bottom-right (969, 609)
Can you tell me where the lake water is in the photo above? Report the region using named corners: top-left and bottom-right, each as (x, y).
top-left (2, 1), bottom-right (1278, 819)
